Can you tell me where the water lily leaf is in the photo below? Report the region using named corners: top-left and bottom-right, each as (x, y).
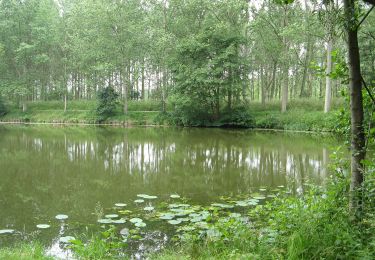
top-left (159, 213), bottom-right (175, 220)
top-left (97, 219), bottom-right (112, 224)
top-left (190, 216), bottom-right (204, 223)
top-left (253, 196), bottom-right (266, 200)
top-left (170, 194), bottom-right (180, 199)
top-left (267, 194), bottom-right (277, 198)
top-left (168, 203), bottom-right (190, 208)
top-left (235, 201), bottom-right (249, 207)
top-left (134, 199), bottom-right (145, 203)
top-left (137, 194), bottom-right (157, 199)
top-left (211, 203), bottom-right (234, 209)
top-left (129, 218), bottom-right (143, 223)
top-left (105, 214), bottom-right (119, 219)
top-left (195, 221), bottom-right (209, 229)
top-left (206, 228), bottom-right (222, 239)
top-left (36, 224), bottom-right (50, 229)
top-left (168, 219), bottom-right (182, 225)
top-left (144, 206), bottom-right (155, 211)
top-left (59, 236), bottom-right (75, 243)
top-left (177, 218), bottom-right (190, 222)
top-left (229, 213), bottom-right (242, 218)
top-left (259, 188), bottom-right (267, 192)
top-left (120, 228), bottom-right (129, 237)
top-left (118, 210), bottom-right (132, 215)
top-left (0, 229), bottom-right (14, 234)
top-left (135, 222), bottom-right (146, 228)
top-left (115, 203), bottom-right (127, 207)
top-left (178, 226), bottom-right (196, 232)
top-left (112, 218), bottom-right (126, 224)
top-left (55, 214), bottom-right (68, 220)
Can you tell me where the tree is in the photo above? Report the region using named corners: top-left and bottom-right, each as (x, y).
top-left (96, 87), bottom-right (119, 122)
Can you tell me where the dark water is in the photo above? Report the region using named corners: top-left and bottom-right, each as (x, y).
top-left (0, 126), bottom-right (339, 256)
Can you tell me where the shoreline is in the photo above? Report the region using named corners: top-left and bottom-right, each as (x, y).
top-left (0, 120), bottom-right (335, 134)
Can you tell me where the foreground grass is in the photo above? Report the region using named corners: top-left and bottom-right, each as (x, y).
top-left (0, 243), bottom-right (52, 260)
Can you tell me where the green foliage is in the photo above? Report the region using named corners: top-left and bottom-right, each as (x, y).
top-left (215, 106), bottom-right (255, 128)
top-left (70, 226), bottom-right (127, 259)
top-left (96, 87), bottom-right (119, 122)
top-left (0, 243), bottom-right (52, 260)
top-left (154, 156), bottom-right (375, 259)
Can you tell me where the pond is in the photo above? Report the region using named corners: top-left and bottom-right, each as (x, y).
top-left (0, 126), bottom-right (340, 258)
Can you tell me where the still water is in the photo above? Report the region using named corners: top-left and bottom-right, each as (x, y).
top-left (0, 126), bottom-right (339, 256)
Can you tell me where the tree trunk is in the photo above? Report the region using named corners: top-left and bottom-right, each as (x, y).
top-left (281, 65), bottom-right (288, 113)
top-left (344, 0), bottom-right (366, 213)
top-left (64, 94), bottom-right (67, 112)
top-left (324, 38), bottom-right (333, 113)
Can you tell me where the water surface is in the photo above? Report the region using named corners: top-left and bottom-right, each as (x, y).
top-left (0, 126), bottom-right (339, 255)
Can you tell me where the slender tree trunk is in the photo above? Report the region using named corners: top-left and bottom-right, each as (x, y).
top-left (64, 94), bottom-right (67, 112)
top-left (324, 38), bottom-right (333, 113)
top-left (281, 6), bottom-right (289, 113)
top-left (141, 59), bottom-right (145, 100)
top-left (344, 0), bottom-right (366, 213)
top-left (281, 65), bottom-right (289, 113)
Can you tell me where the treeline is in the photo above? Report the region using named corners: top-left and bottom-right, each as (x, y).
top-left (0, 0), bottom-right (374, 121)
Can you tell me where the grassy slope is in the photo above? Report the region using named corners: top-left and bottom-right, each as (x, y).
top-left (0, 98), bottom-right (344, 131)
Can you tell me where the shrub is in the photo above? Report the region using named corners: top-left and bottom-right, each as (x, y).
top-left (96, 87), bottom-right (119, 122)
top-left (215, 106), bottom-right (255, 127)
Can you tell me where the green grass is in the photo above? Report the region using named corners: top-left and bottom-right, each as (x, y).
top-left (0, 243), bottom-right (52, 260)
top-left (0, 98), bottom-right (345, 131)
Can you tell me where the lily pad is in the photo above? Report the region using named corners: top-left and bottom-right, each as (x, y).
top-left (0, 229), bottom-right (14, 234)
top-left (229, 213), bottom-right (242, 218)
top-left (134, 199), bottom-right (145, 203)
top-left (119, 210), bottom-right (132, 215)
top-left (253, 196), bottom-right (266, 200)
top-left (129, 218), bottom-right (143, 223)
top-left (59, 236), bottom-right (75, 243)
top-left (135, 222), bottom-right (146, 228)
top-left (211, 203), bottom-right (234, 209)
top-left (36, 224), bottom-right (50, 229)
top-left (120, 228), bottom-right (129, 237)
top-left (115, 203), bottom-right (127, 207)
top-left (170, 194), bottom-right (181, 199)
top-left (97, 219), bottom-right (112, 224)
top-left (235, 201), bottom-right (249, 207)
top-left (55, 214), bottom-right (68, 220)
top-left (105, 214), bottom-right (119, 219)
top-left (137, 194), bottom-right (158, 199)
top-left (159, 213), bottom-right (175, 220)
top-left (112, 218), bottom-right (126, 224)
top-left (144, 206), bottom-right (155, 211)
top-left (168, 219), bottom-right (182, 225)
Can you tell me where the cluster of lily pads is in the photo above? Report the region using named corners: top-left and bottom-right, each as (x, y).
top-left (1, 186), bottom-right (286, 248)
top-left (93, 187), bottom-right (284, 243)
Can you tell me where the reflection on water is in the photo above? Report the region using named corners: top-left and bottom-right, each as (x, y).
top-left (0, 126), bottom-right (338, 253)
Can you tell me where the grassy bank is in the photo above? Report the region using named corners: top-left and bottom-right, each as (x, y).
top-left (0, 98), bottom-right (344, 132)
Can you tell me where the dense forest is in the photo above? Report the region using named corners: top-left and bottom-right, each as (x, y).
top-left (0, 0), bottom-right (374, 118)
